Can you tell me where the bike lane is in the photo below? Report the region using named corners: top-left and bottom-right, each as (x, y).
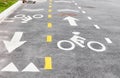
top-left (46, 0), bottom-right (120, 77)
top-left (0, 0), bottom-right (56, 78)
top-left (0, 0), bottom-right (119, 78)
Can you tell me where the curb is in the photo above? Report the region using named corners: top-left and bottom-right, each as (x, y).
top-left (0, 1), bottom-right (23, 23)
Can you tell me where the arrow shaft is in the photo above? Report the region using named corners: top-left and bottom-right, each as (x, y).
top-left (11, 32), bottom-right (23, 42)
top-left (68, 20), bottom-right (77, 26)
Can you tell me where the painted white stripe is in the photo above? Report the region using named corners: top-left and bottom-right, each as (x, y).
top-left (6, 18), bottom-right (14, 20)
top-left (3, 20), bottom-right (14, 22)
top-left (54, 1), bottom-right (72, 3)
top-left (105, 38), bottom-right (112, 44)
top-left (0, 36), bottom-right (9, 39)
top-left (74, 3), bottom-right (78, 5)
top-left (0, 31), bottom-right (8, 33)
top-left (78, 7), bottom-right (81, 9)
top-left (82, 11), bottom-right (86, 14)
top-left (58, 9), bottom-right (79, 13)
top-left (88, 16), bottom-right (92, 20)
top-left (22, 9), bottom-right (44, 12)
top-left (94, 24), bottom-right (100, 29)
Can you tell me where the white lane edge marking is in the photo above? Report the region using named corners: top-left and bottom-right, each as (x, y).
top-left (105, 38), bottom-right (112, 44)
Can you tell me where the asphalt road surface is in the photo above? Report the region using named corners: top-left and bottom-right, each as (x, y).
top-left (0, 0), bottom-right (120, 78)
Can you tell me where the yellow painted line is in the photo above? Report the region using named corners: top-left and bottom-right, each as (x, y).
top-left (48, 14), bottom-right (52, 18)
top-left (46, 35), bottom-right (52, 42)
top-left (49, 0), bottom-right (52, 2)
top-left (49, 3), bottom-right (52, 5)
top-left (48, 9), bottom-right (52, 12)
top-left (49, 6), bottom-right (52, 8)
top-left (44, 57), bottom-right (52, 70)
top-left (48, 22), bottom-right (52, 28)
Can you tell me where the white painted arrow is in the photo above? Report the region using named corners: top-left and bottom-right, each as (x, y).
top-left (64, 16), bottom-right (79, 26)
top-left (3, 32), bottom-right (26, 53)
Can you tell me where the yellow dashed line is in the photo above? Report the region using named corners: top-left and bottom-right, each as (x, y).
top-left (49, 6), bottom-right (52, 8)
top-left (48, 9), bottom-right (52, 12)
top-left (49, 0), bottom-right (52, 2)
top-left (48, 14), bottom-right (52, 18)
top-left (44, 57), bottom-right (52, 70)
top-left (47, 35), bottom-right (52, 42)
top-left (49, 3), bottom-right (52, 5)
top-left (48, 22), bottom-right (52, 28)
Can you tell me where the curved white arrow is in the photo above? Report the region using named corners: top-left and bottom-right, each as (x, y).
top-left (64, 16), bottom-right (79, 26)
top-left (3, 32), bottom-right (26, 53)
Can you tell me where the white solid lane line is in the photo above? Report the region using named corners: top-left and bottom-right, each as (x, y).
top-left (105, 38), bottom-right (112, 44)
top-left (94, 24), bottom-right (100, 29)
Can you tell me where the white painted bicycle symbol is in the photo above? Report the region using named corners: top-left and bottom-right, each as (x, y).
top-left (57, 32), bottom-right (106, 52)
top-left (14, 14), bottom-right (44, 23)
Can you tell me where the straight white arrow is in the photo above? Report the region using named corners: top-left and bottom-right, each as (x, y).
top-left (64, 16), bottom-right (79, 26)
top-left (3, 32), bottom-right (26, 53)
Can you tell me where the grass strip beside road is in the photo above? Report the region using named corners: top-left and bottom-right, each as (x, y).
top-left (0, 0), bottom-right (17, 13)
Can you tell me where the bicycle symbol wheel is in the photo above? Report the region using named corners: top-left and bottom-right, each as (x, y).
top-left (57, 40), bottom-right (75, 51)
top-left (33, 14), bottom-right (44, 18)
top-left (14, 14), bottom-right (26, 18)
top-left (87, 41), bottom-right (106, 52)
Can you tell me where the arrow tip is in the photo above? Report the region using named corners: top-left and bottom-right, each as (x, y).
top-left (3, 40), bottom-right (26, 53)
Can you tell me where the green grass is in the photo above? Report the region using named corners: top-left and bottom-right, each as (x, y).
top-left (0, 0), bottom-right (17, 13)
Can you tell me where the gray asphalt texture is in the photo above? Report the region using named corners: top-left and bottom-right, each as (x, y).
top-left (0, 0), bottom-right (120, 78)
